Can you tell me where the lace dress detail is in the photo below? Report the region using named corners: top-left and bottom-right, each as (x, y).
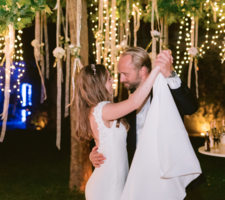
top-left (93, 101), bottom-right (111, 156)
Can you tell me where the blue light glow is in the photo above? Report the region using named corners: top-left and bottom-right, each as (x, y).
top-left (21, 109), bottom-right (26, 122)
top-left (21, 83), bottom-right (32, 107)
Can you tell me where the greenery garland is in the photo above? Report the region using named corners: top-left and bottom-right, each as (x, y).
top-left (0, 0), bottom-right (52, 35)
top-left (87, 0), bottom-right (224, 27)
top-left (143, 0), bottom-right (225, 25)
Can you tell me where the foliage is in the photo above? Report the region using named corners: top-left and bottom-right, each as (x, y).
top-left (87, 0), bottom-right (225, 27)
top-left (142, 0), bottom-right (224, 25)
top-left (45, 0), bottom-right (67, 23)
top-left (0, 0), bottom-right (51, 35)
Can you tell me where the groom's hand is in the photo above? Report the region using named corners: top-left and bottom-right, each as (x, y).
top-left (90, 146), bottom-right (106, 168)
top-left (154, 50), bottom-right (173, 77)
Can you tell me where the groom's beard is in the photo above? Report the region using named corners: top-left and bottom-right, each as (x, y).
top-left (123, 76), bottom-right (141, 91)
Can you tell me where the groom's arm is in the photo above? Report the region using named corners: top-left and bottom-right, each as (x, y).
top-left (169, 81), bottom-right (198, 115)
top-left (155, 51), bottom-right (198, 116)
top-left (89, 146), bottom-right (106, 168)
top-left (166, 74), bottom-right (198, 115)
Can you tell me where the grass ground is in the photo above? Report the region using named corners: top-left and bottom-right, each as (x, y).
top-left (0, 129), bottom-right (224, 200)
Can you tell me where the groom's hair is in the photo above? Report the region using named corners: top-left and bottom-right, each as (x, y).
top-left (121, 47), bottom-right (152, 73)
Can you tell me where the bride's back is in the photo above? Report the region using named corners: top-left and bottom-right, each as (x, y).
top-left (85, 101), bottom-right (129, 200)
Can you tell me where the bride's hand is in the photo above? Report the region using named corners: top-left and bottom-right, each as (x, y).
top-left (154, 50), bottom-right (173, 77)
top-left (90, 146), bottom-right (106, 168)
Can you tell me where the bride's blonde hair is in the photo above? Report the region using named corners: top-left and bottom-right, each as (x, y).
top-left (74, 64), bottom-right (129, 141)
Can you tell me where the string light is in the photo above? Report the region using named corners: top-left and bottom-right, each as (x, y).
top-left (0, 29), bottom-right (25, 104)
top-left (174, 15), bottom-right (192, 77)
top-left (175, 0), bottom-right (225, 76)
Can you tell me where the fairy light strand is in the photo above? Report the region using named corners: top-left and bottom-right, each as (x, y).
top-left (0, 29), bottom-right (25, 104)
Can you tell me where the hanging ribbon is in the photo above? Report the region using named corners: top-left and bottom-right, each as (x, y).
top-left (60, 8), bottom-right (67, 37)
top-left (40, 53), bottom-right (45, 104)
top-left (35, 12), bottom-right (40, 61)
top-left (56, 0), bottom-right (61, 150)
top-left (194, 17), bottom-right (199, 98)
top-left (31, 41), bottom-right (47, 102)
top-left (151, 0), bottom-right (161, 66)
top-left (160, 18), bottom-right (163, 51)
top-left (32, 11), bottom-right (47, 102)
top-left (149, 0), bottom-right (161, 66)
top-left (103, 0), bottom-right (109, 66)
top-left (151, 0), bottom-right (157, 66)
top-left (133, 5), bottom-right (140, 47)
top-left (111, 0), bottom-right (118, 96)
top-left (43, 12), bottom-right (50, 79)
top-left (187, 17), bottom-right (195, 89)
top-left (0, 25), bottom-right (14, 142)
top-left (96, 30), bottom-right (102, 64)
top-left (65, 0), bottom-right (70, 118)
top-left (211, 2), bottom-right (217, 23)
top-left (76, 0), bottom-right (82, 51)
top-left (67, 58), bottom-right (83, 108)
top-left (33, 12), bottom-right (47, 102)
top-left (99, 0), bottom-right (104, 32)
top-left (119, 12), bottom-right (124, 45)
top-left (96, 0), bottom-right (104, 65)
top-left (163, 15), bottom-right (169, 46)
top-left (33, 54), bottom-right (47, 101)
top-left (40, 10), bottom-right (45, 104)
top-left (67, 0), bottom-right (83, 107)
top-left (125, 0), bottom-right (130, 46)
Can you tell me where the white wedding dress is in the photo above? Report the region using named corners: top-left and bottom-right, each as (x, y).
top-left (85, 101), bottom-right (129, 200)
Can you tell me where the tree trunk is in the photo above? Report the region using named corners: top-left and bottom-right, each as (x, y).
top-left (68, 0), bottom-right (92, 192)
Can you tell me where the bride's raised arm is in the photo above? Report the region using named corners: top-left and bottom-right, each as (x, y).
top-left (102, 65), bottom-right (160, 121)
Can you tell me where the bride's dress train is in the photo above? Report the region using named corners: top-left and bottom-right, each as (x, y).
top-left (121, 73), bottom-right (202, 200)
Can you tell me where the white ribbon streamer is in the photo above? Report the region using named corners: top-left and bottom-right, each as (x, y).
top-left (125, 0), bottom-right (130, 46)
top-left (103, 0), bottom-right (109, 65)
top-left (33, 11), bottom-right (47, 102)
top-left (0, 25), bottom-right (14, 142)
top-left (163, 16), bottom-right (168, 45)
top-left (96, 30), bottom-right (101, 64)
top-left (111, 0), bottom-right (118, 96)
top-left (194, 17), bottom-right (199, 98)
top-left (67, 58), bottom-right (83, 108)
top-left (133, 5), bottom-right (140, 47)
top-left (151, 0), bottom-right (161, 66)
top-left (44, 12), bottom-right (50, 79)
top-left (188, 17), bottom-right (195, 89)
top-left (99, 0), bottom-right (104, 32)
top-left (160, 18), bottom-right (163, 51)
top-left (35, 12), bottom-right (40, 61)
top-left (211, 2), bottom-right (217, 23)
top-left (40, 10), bottom-right (45, 104)
top-left (151, 0), bottom-right (157, 66)
top-left (67, 0), bottom-right (82, 107)
top-left (56, 0), bottom-right (61, 150)
top-left (96, 0), bottom-right (104, 65)
top-left (65, 0), bottom-right (70, 117)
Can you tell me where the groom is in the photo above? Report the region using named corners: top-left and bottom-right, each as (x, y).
top-left (90, 47), bottom-right (198, 167)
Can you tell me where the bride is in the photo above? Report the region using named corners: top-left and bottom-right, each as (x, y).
top-left (74, 63), bottom-right (161, 200)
